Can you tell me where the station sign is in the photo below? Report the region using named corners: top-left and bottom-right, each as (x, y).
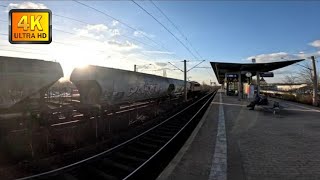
top-left (226, 74), bottom-right (238, 82)
top-left (259, 72), bottom-right (274, 77)
top-left (226, 74), bottom-right (238, 78)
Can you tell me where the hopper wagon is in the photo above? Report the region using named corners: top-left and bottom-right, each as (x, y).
top-left (70, 65), bottom-right (197, 108)
top-left (0, 56), bottom-right (63, 113)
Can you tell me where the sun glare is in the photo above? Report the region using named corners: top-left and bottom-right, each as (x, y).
top-left (49, 44), bottom-right (100, 78)
top-left (76, 63), bottom-right (89, 69)
top-left (58, 76), bottom-right (69, 82)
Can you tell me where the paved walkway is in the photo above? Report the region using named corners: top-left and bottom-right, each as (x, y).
top-left (157, 92), bottom-right (220, 180)
top-left (157, 92), bottom-right (320, 180)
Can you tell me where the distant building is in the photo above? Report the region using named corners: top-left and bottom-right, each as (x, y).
top-left (262, 83), bottom-right (308, 92)
top-left (276, 84), bottom-right (308, 91)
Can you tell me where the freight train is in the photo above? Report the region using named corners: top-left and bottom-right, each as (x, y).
top-left (0, 56), bottom-right (207, 160)
top-left (0, 56), bottom-right (64, 111)
top-left (0, 57), bottom-right (207, 126)
top-left (70, 65), bottom-right (202, 108)
top-left (0, 56), bottom-right (207, 120)
top-left (0, 58), bottom-right (204, 114)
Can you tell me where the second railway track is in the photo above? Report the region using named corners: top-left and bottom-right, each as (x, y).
top-left (18, 90), bottom-right (217, 180)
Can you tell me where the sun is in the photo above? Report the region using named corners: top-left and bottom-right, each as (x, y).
top-left (49, 45), bottom-right (99, 78)
top-left (75, 62), bottom-right (89, 69)
top-left (48, 40), bottom-right (141, 80)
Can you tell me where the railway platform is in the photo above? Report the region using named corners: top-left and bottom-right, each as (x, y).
top-left (157, 90), bottom-right (320, 180)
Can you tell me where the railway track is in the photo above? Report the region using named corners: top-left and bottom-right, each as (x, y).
top-left (17, 90), bottom-right (217, 180)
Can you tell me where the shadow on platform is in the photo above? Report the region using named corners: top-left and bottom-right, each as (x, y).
top-left (158, 92), bottom-right (320, 180)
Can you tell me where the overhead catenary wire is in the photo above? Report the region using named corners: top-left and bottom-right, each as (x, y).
top-left (0, 31), bottom-right (106, 56)
top-left (0, 3), bottom-right (180, 60)
top-left (52, 14), bottom-right (163, 52)
top-left (0, 18), bottom-right (159, 61)
top-left (72, 0), bottom-right (179, 59)
top-left (0, 30), bottom-right (160, 65)
top-left (52, 28), bottom-right (110, 52)
top-left (69, 1), bottom-right (183, 61)
top-left (131, 0), bottom-right (198, 60)
top-left (187, 60), bottom-right (206, 72)
top-left (51, 39), bottom-right (156, 62)
top-left (0, 48), bottom-right (47, 55)
top-left (0, 4), bottom-right (184, 69)
top-left (53, 28), bottom-right (103, 42)
top-left (0, 44), bottom-right (48, 52)
top-left (168, 62), bottom-right (183, 72)
top-left (0, 17), bottom-right (161, 56)
top-left (150, 0), bottom-right (203, 60)
top-left (0, 28), bottom-right (108, 54)
top-left (205, 68), bottom-right (214, 76)
top-left (0, 3), bottom-right (183, 73)
top-left (53, 14), bottom-right (89, 25)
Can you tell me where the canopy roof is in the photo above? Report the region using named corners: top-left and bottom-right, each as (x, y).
top-left (210, 59), bottom-right (304, 84)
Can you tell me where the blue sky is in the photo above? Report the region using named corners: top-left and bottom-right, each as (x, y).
top-left (0, 1), bottom-right (319, 84)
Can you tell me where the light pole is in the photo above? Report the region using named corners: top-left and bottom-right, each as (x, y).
top-left (134, 64), bottom-right (152, 72)
top-left (311, 56), bottom-right (318, 106)
top-left (168, 60), bottom-right (206, 102)
top-left (184, 60), bottom-right (187, 102)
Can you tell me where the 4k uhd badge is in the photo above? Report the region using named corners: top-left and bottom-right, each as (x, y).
top-left (9, 9), bottom-right (52, 44)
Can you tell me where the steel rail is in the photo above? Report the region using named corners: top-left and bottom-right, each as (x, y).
top-left (17, 91), bottom-right (215, 180)
top-left (123, 91), bottom-right (216, 179)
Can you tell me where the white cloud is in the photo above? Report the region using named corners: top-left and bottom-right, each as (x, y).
top-left (295, 51), bottom-right (320, 59)
top-left (110, 29), bottom-right (120, 36)
top-left (247, 51), bottom-right (320, 64)
top-left (86, 24), bottom-right (108, 32)
top-left (309, 40), bottom-right (320, 48)
top-left (74, 24), bottom-right (122, 40)
top-left (74, 24), bottom-right (109, 40)
top-left (245, 50), bottom-right (320, 83)
top-left (143, 50), bottom-right (175, 55)
top-left (107, 40), bottom-right (140, 51)
top-left (246, 52), bottom-right (290, 63)
top-left (247, 39), bottom-right (320, 64)
top-left (108, 40), bottom-right (129, 47)
top-left (155, 62), bottom-right (167, 67)
top-left (8, 2), bottom-right (48, 9)
top-left (112, 20), bottom-right (119, 26)
top-left (0, 16), bottom-right (191, 82)
top-left (45, 38), bottom-right (148, 77)
top-left (133, 30), bottom-right (154, 38)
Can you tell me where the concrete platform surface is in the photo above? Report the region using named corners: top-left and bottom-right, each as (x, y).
top-left (157, 92), bottom-right (320, 180)
top-left (157, 92), bottom-right (220, 180)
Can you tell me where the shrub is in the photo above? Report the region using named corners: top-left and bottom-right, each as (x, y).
top-left (281, 94), bottom-right (296, 102)
top-left (296, 95), bottom-right (313, 105)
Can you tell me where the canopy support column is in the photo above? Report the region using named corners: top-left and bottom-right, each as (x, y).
top-left (238, 71), bottom-right (242, 100)
top-left (225, 73), bottom-right (228, 95)
top-left (256, 71), bottom-right (260, 95)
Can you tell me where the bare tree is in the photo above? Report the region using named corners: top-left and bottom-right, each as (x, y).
top-left (297, 61), bottom-right (313, 85)
top-left (283, 74), bottom-right (298, 92)
top-left (284, 74), bottom-right (297, 84)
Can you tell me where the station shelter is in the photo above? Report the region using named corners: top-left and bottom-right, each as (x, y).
top-left (210, 59), bottom-right (304, 99)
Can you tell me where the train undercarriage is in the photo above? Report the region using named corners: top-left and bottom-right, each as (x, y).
top-left (0, 92), bottom-right (206, 170)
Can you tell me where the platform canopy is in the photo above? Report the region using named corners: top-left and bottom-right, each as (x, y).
top-left (210, 59), bottom-right (304, 84)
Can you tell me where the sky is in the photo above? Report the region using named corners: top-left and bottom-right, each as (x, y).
top-left (0, 1), bottom-right (320, 84)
